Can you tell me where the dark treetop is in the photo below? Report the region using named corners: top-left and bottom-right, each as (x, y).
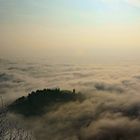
top-left (8, 88), bottom-right (84, 117)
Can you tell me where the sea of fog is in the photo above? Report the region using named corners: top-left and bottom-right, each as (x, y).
top-left (1, 58), bottom-right (140, 140)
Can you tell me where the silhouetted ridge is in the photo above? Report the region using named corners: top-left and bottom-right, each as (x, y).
top-left (9, 88), bottom-right (84, 117)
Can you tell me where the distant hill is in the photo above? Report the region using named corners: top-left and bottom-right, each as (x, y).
top-left (8, 88), bottom-right (84, 117)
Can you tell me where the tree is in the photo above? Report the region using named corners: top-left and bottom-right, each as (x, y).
top-left (0, 97), bottom-right (34, 140)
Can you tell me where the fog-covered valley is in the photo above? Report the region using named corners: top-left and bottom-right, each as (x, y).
top-left (1, 58), bottom-right (140, 139)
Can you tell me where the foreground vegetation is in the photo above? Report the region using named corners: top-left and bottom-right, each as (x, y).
top-left (0, 107), bottom-right (34, 140)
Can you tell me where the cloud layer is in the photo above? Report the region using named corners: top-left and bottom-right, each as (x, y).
top-left (1, 58), bottom-right (140, 139)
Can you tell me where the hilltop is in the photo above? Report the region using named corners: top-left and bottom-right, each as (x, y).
top-left (8, 88), bottom-right (84, 117)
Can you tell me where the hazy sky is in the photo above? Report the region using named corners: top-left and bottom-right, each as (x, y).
top-left (1, 0), bottom-right (140, 63)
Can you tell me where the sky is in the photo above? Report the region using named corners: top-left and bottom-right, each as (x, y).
top-left (1, 0), bottom-right (140, 63)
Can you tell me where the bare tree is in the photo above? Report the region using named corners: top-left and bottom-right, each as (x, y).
top-left (0, 97), bottom-right (35, 140)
